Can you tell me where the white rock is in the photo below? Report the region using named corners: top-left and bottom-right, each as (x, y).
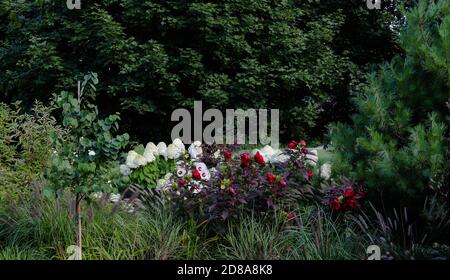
top-left (320, 163), bottom-right (332, 180)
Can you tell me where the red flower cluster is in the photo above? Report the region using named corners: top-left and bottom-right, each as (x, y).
top-left (266, 172), bottom-right (288, 188)
top-left (192, 169), bottom-right (201, 180)
top-left (254, 151), bottom-right (265, 165)
top-left (223, 150), bottom-right (232, 160)
top-left (240, 153), bottom-right (252, 167)
top-left (328, 187), bottom-right (365, 212)
top-left (267, 172), bottom-right (276, 183)
top-left (288, 139), bottom-right (307, 149)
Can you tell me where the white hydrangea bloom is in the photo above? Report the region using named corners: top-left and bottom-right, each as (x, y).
top-left (88, 150), bottom-right (96, 156)
top-left (172, 138), bottom-right (185, 153)
top-left (167, 144), bottom-right (182, 159)
top-left (120, 164), bottom-right (132, 176)
top-left (188, 141), bottom-right (202, 159)
top-left (134, 153), bottom-right (147, 167)
top-left (143, 142), bottom-right (156, 163)
top-left (126, 151), bottom-right (139, 169)
top-left (144, 142), bottom-right (158, 158)
top-left (157, 142), bottom-right (167, 159)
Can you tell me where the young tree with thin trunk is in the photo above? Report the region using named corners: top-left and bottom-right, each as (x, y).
top-left (45, 73), bottom-right (129, 260)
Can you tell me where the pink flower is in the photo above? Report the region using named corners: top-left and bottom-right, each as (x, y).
top-left (279, 179), bottom-right (288, 188)
top-left (300, 139), bottom-right (307, 147)
top-left (229, 187), bottom-right (236, 196)
top-left (287, 213), bottom-right (295, 220)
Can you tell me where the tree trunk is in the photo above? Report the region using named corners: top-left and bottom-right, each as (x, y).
top-left (74, 193), bottom-right (82, 260)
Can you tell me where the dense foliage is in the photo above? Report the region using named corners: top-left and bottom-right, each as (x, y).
top-left (0, 101), bottom-right (64, 200)
top-left (0, 0), bottom-right (403, 142)
top-left (330, 0), bottom-right (449, 209)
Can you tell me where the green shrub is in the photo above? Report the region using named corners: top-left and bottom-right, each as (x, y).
top-left (0, 101), bottom-right (64, 201)
top-left (330, 0), bottom-right (449, 209)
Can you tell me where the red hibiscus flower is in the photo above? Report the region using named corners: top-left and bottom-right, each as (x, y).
top-left (240, 153), bottom-right (252, 167)
top-left (288, 140), bottom-right (297, 149)
top-left (279, 179), bottom-right (288, 188)
top-left (307, 169), bottom-right (313, 181)
top-left (287, 213), bottom-right (295, 220)
top-left (267, 172), bottom-right (276, 183)
top-left (254, 151), bottom-right (265, 165)
top-left (192, 169), bottom-right (201, 180)
top-left (223, 150), bottom-right (232, 160)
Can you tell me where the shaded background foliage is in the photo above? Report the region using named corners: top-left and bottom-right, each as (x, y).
top-left (0, 0), bottom-right (405, 143)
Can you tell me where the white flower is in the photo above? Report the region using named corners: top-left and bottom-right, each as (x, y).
top-left (126, 151), bottom-right (139, 169)
top-left (143, 142), bottom-right (158, 161)
top-left (194, 162), bottom-right (210, 181)
top-left (134, 154), bottom-right (147, 167)
top-left (320, 163), bottom-right (332, 180)
top-left (164, 172), bottom-right (173, 181)
top-left (213, 149), bottom-right (221, 159)
top-left (189, 180), bottom-right (205, 194)
top-left (167, 144), bottom-right (182, 159)
top-left (176, 166), bottom-right (187, 177)
top-left (172, 138), bottom-right (185, 153)
top-left (88, 150), bottom-right (96, 156)
top-left (157, 142), bottom-right (167, 159)
top-left (120, 164), bottom-right (132, 176)
top-left (188, 141), bottom-right (203, 159)
top-left (156, 178), bottom-right (169, 191)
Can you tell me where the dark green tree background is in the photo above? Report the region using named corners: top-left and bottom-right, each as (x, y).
top-left (0, 0), bottom-right (404, 142)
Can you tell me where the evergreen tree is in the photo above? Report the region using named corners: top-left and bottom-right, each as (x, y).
top-left (330, 0), bottom-right (449, 208)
